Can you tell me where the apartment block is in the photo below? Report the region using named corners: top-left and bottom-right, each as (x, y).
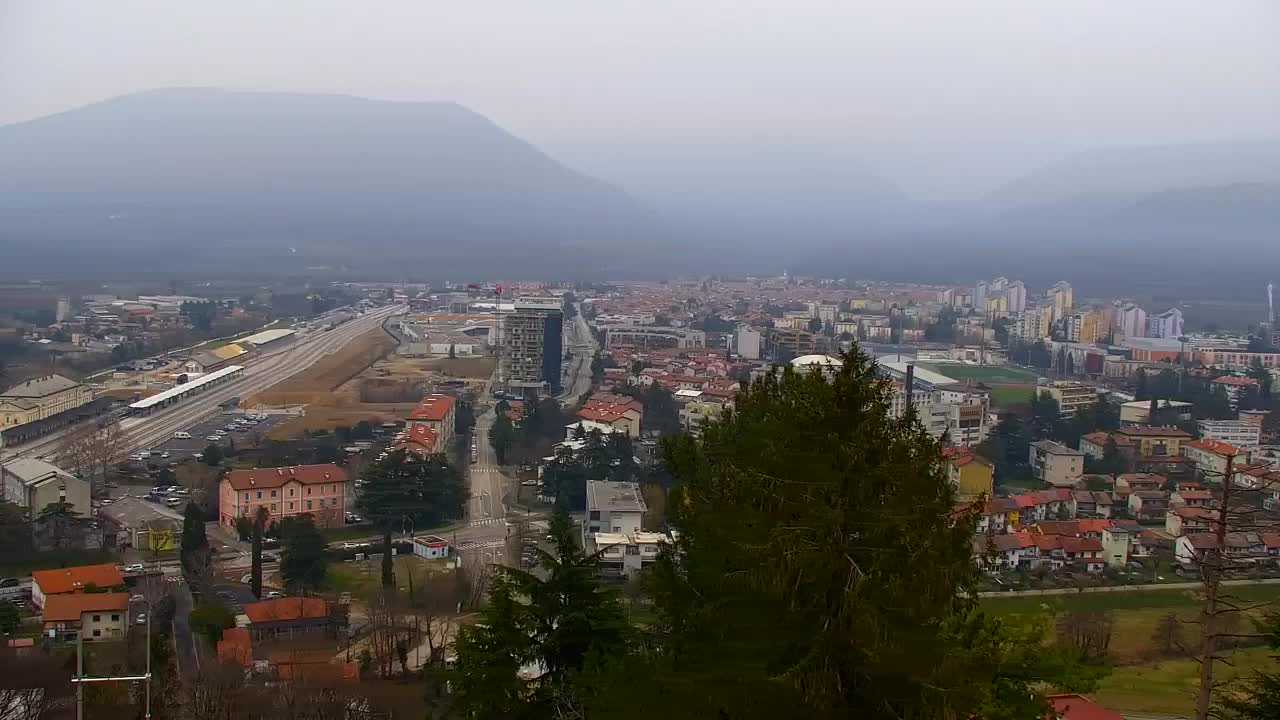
top-left (1039, 381), bottom-right (1097, 418)
top-left (501, 298), bottom-right (564, 393)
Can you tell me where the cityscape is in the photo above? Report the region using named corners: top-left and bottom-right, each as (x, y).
top-left (3, 3), bottom-right (1280, 720)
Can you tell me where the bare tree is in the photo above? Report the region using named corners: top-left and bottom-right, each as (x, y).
top-left (1056, 608), bottom-right (1114, 660)
top-left (1151, 611), bottom-right (1186, 658)
top-left (181, 659), bottom-right (249, 720)
top-left (56, 419), bottom-right (129, 488)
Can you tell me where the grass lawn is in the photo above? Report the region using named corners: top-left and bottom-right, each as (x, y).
top-left (327, 554), bottom-right (451, 597)
top-left (918, 364), bottom-right (1040, 384)
top-left (988, 384), bottom-right (1038, 407)
top-left (320, 524), bottom-right (378, 542)
top-left (1093, 646), bottom-right (1275, 714)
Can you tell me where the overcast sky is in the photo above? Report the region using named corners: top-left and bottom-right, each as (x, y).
top-left (3, 1), bottom-right (1278, 191)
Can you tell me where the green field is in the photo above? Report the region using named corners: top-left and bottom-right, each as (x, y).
top-left (918, 363), bottom-right (1041, 384)
top-left (988, 385), bottom-right (1037, 407)
top-left (984, 586), bottom-right (1280, 713)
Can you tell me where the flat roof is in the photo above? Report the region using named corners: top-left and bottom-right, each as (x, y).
top-left (876, 360), bottom-right (957, 387)
top-left (129, 365), bottom-right (244, 409)
top-left (586, 480), bottom-right (647, 513)
top-left (240, 328), bottom-right (296, 346)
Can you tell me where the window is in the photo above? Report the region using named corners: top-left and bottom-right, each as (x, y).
top-left (92, 615), bottom-right (101, 622)
top-left (93, 629), bottom-right (101, 638)
top-left (256, 491), bottom-right (262, 499)
top-left (307, 487), bottom-right (312, 495)
top-left (589, 511), bottom-right (600, 520)
top-left (588, 525), bottom-right (599, 533)
top-left (271, 490), bottom-right (277, 498)
top-left (271, 503), bottom-right (278, 512)
top-left (612, 526), bottom-right (622, 533)
top-left (244, 492), bottom-right (249, 500)
top-left (307, 500), bottom-right (313, 510)
top-left (288, 502), bottom-right (294, 510)
top-left (626, 545), bottom-right (639, 555)
top-left (111, 614), bottom-right (119, 621)
top-left (290, 488), bottom-right (295, 497)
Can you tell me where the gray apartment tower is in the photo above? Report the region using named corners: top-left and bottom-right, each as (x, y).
top-left (501, 298), bottom-right (563, 395)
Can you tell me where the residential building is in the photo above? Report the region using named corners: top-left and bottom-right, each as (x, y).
top-left (0, 458), bottom-right (90, 520)
top-left (942, 448), bottom-right (994, 501)
top-left (1119, 399), bottom-right (1193, 425)
top-left (31, 564), bottom-right (125, 609)
top-left (1195, 348), bottom-right (1280, 369)
top-left (1211, 376), bottom-right (1260, 409)
top-left (1047, 282), bottom-right (1073, 324)
top-left (1115, 473), bottom-right (1166, 493)
top-left (1127, 491), bottom-right (1169, 521)
top-left (241, 597), bottom-right (337, 642)
top-left (1165, 506), bottom-right (1216, 537)
top-left (1029, 441), bottom-right (1084, 487)
top-left (396, 424), bottom-right (440, 455)
top-left (1182, 439), bottom-right (1246, 480)
top-left (768, 327), bottom-right (816, 359)
top-left (591, 531), bottom-right (668, 579)
top-left (919, 399), bottom-right (989, 447)
top-left (735, 327), bottom-right (761, 360)
top-left (1038, 381), bottom-right (1097, 418)
top-left (1114, 426), bottom-right (1192, 457)
top-left (0, 374), bottom-right (95, 428)
top-left (1101, 525), bottom-right (1136, 567)
top-left (577, 394), bottom-right (644, 437)
top-left (40, 593), bottom-right (129, 642)
top-left (1147, 308), bottom-right (1185, 339)
top-left (218, 464), bottom-right (349, 529)
top-left (501, 298), bottom-right (564, 393)
top-left (1176, 532), bottom-right (1267, 567)
top-left (1065, 310), bottom-right (1105, 345)
top-left (1197, 419), bottom-right (1262, 450)
top-left (406, 394), bottom-right (457, 449)
top-left (1115, 303), bottom-right (1147, 339)
top-left (1072, 490), bottom-right (1116, 518)
top-left (584, 481), bottom-right (645, 538)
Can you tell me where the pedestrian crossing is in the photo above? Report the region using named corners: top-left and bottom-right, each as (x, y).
top-left (468, 518), bottom-right (507, 527)
top-left (456, 539), bottom-right (505, 551)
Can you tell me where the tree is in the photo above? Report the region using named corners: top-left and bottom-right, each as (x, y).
top-left (34, 500), bottom-right (86, 551)
top-left (0, 601), bottom-right (18, 635)
top-left (451, 574), bottom-right (536, 718)
top-left (490, 405), bottom-right (516, 465)
top-left (576, 348), bottom-right (1098, 717)
top-left (806, 317), bottom-right (823, 333)
top-left (181, 502), bottom-right (210, 577)
top-left (313, 440), bottom-right (342, 465)
top-left (1030, 391), bottom-right (1063, 441)
top-left (357, 450), bottom-right (465, 587)
top-left (448, 343), bottom-right (457, 359)
top-left (202, 443), bottom-right (223, 466)
top-left (280, 514), bottom-right (328, 593)
top-left (188, 602), bottom-right (235, 646)
top-left (1135, 370), bottom-right (1151, 401)
top-left (1056, 609), bottom-right (1114, 661)
top-left (251, 506), bottom-right (268, 598)
top-left (1218, 612), bottom-right (1280, 720)
top-left (1152, 612), bottom-right (1185, 658)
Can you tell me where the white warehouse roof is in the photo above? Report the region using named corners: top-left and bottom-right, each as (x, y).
top-left (239, 328), bottom-right (296, 346)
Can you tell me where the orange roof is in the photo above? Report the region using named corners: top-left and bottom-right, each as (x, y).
top-left (1047, 694), bottom-right (1125, 720)
top-left (217, 626), bottom-right (254, 667)
top-left (1185, 439), bottom-right (1242, 457)
top-left (942, 447), bottom-right (993, 468)
top-left (1212, 376), bottom-right (1259, 388)
top-left (242, 597), bottom-right (329, 624)
top-left (33, 564), bottom-right (124, 595)
top-left (409, 394), bottom-right (456, 422)
top-left (41, 592), bottom-right (129, 622)
top-left (224, 464), bottom-right (347, 491)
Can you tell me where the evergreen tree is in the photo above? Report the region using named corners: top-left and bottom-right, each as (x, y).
top-left (1135, 370), bottom-right (1150, 401)
top-left (451, 574), bottom-right (538, 718)
top-left (1218, 613), bottom-right (1280, 719)
top-left (250, 507), bottom-right (268, 598)
top-left (180, 502), bottom-right (209, 575)
top-left (580, 348), bottom-right (1097, 717)
top-left (279, 514), bottom-right (327, 593)
top-left (357, 450), bottom-right (465, 587)
top-left (1030, 391), bottom-right (1063, 440)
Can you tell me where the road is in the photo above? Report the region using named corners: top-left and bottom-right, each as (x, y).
top-left (4, 305), bottom-right (404, 462)
top-left (556, 308), bottom-right (597, 407)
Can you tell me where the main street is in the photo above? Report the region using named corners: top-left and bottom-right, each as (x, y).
top-left (5, 305), bottom-right (405, 462)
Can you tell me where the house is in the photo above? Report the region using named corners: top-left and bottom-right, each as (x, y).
top-left (584, 481), bottom-right (645, 538)
top-left (218, 464), bottom-right (348, 529)
top-left (1127, 490), bottom-right (1169, 520)
top-left (1009, 488), bottom-right (1076, 522)
top-left (406, 394), bottom-right (457, 450)
top-left (40, 593), bottom-right (129, 642)
top-left (1182, 439), bottom-right (1246, 480)
top-left (1101, 524), bottom-right (1137, 567)
top-left (942, 448), bottom-right (994, 501)
top-left (1211, 375), bottom-right (1260, 409)
top-left (31, 564), bottom-right (124, 609)
top-left (975, 497), bottom-right (1019, 534)
top-left (591, 531), bottom-right (668, 579)
top-left (1166, 506), bottom-right (1216, 536)
top-left (0, 457), bottom-right (91, 520)
top-left (241, 597), bottom-right (336, 642)
top-left (396, 424), bottom-right (440, 455)
top-left (1036, 535), bottom-right (1105, 573)
top-left (217, 626), bottom-right (254, 668)
top-left (1176, 532), bottom-right (1268, 567)
top-left (1233, 464), bottom-right (1280, 492)
top-left (411, 535), bottom-right (450, 559)
top-left (1198, 419), bottom-right (1262, 450)
top-left (1078, 432), bottom-right (1134, 466)
top-left (1071, 490), bottom-right (1114, 518)
top-left (1115, 473), bottom-right (1166, 493)
top-left (1029, 441), bottom-right (1084, 487)
top-left (575, 404), bottom-right (641, 437)
top-left (1170, 489), bottom-right (1214, 508)
top-left (975, 532), bottom-right (1040, 570)
top-left (1114, 426), bottom-right (1192, 457)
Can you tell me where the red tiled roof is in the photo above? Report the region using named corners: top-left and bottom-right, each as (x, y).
top-left (1175, 490), bottom-right (1213, 501)
top-left (217, 626), bottom-right (253, 667)
top-left (1212, 376), bottom-right (1259, 388)
top-left (41, 592), bottom-right (129, 622)
top-left (1119, 472), bottom-right (1167, 485)
top-left (242, 597), bottom-right (329, 624)
top-left (408, 394), bottom-right (456, 422)
top-left (398, 424), bottom-right (440, 453)
top-left (1047, 694), bottom-right (1125, 720)
top-left (1263, 532), bottom-right (1280, 549)
top-left (1185, 439), bottom-right (1242, 457)
top-left (33, 564), bottom-right (124, 595)
top-left (224, 464), bottom-right (347, 491)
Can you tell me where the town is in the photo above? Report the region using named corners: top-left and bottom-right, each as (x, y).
top-left (0, 272), bottom-right (1278, 718)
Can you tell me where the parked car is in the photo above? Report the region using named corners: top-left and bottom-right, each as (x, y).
top-left (173, 431), bottom-right (192, 439)
top-left (206, 435), bottom-right (220, 441)
top-left (265, 591), bottom-right (285, 599)
top-left (123, 563), bottom-right (144, 573)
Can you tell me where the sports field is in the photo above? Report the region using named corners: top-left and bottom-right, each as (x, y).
top-left (917, 363), bottom-right (1041, 384)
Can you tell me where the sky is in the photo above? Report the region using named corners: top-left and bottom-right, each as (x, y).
top-left (3, 1), bottom-right (1279, 196)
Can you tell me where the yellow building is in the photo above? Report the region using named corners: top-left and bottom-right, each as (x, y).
top-left (0, 374), bottom-right (94, 428)
top-left (1077, 310), bottom-right (1104, 345)
top-left (944, 448), bottom-right (994, 501)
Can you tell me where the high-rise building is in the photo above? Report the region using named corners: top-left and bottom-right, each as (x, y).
top-left (1006, 280), bottom-right (1027, 314)
top-left (735, 327), bottom-right (762, 360)
top-left (1147, 308), bottom-right (1185, 339)
top-left (974, 281), bottom-right (989, 312)
top-left (1047, 282), bottom-right (1073, 323)
top-left (501, 298), bottom-right (563, 394)
top-left (1067, 310), bottom-right (1105, 345)
top-left (1115, 303), bottom-right (1148, 340)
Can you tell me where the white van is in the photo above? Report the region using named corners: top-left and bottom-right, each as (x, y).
top-left (173, 431), bottom-right (192, 439)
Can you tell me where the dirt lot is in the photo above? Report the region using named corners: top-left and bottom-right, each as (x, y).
top-left (254, 333), bottom-right (495, 440)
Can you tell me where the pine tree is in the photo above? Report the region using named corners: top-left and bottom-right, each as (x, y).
top-left (451, 574), bottom-right (537, 718)
top-left (250, 507), bottom-right (268, 598)
top-left (357, 450), bottom-right (466, 587)
top-left (180, 502), bottom-right (209, 574)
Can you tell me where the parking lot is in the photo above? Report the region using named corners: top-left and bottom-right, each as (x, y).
top-left (136, 410), bottom-right (284, 462)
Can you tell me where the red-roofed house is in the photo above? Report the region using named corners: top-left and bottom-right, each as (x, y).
top-left (407, 394), bottom-right (456, 449)
top-left (397, 424), bottom-right (440, 456)
top-left (1212, 375), bottom-right (1259, 408)
top-left (31, 564), bottom-right (125, 609)
top-left (1166, 506), bottom-right (1216, 536)
top-left (575, 402), bottom-right (641, 436)
top-left (942, 447), bottom-right (994, 501)
top-left (241, 597), bottom-right (336, 642)
top-left (218, 464), bottom-right (348, 529)
top-left (271, 650), bottom-right (359, 683)
top-left (40, 592), bottom-right (129, 642)
top-left (1182, 439), bottom-right (1246, 479)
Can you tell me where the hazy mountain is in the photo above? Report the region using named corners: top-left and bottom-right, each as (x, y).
top-left (986, 140), bottom-right (1280, 207)
top-left (0, 88), bottom-right (662, 277)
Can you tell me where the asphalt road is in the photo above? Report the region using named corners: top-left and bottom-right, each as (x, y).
top-left (7, 305), bottom-right (404, 463)
top-left (171, 581), bottom-right (198, 675)
top-left (557, 308), bottom-right (598, 407)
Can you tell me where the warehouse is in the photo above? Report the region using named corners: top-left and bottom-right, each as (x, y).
top-left (239, 328), bottom-right (297, 350)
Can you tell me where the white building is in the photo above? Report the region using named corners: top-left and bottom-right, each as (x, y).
top-left (735, 327), bottom-right (762, 360)
top-left (1116, 304), bottom-right (1148, 340)
top-left (1197, 420), bottom-right (1262, 451)
top-left (584, 480), bottom-right (645, 538)
top-left (1, 458), bottom-right (91, 520)
top-left (1148, 308), bottom-right (1185, 340)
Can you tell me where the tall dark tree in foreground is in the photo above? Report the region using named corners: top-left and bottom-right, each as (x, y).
top-left (576, 348), bottom-right (1097, 718)
top-left (250, 506), bottom-right (268, 598)
top-left (451, 575), bottom-right (537, 719)
top-left (180, 502), bottom-right (209, 574)
top-left (279, 514), bottom-right (327, 593)
top-left (357, 450), bottom-right (465, 587)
